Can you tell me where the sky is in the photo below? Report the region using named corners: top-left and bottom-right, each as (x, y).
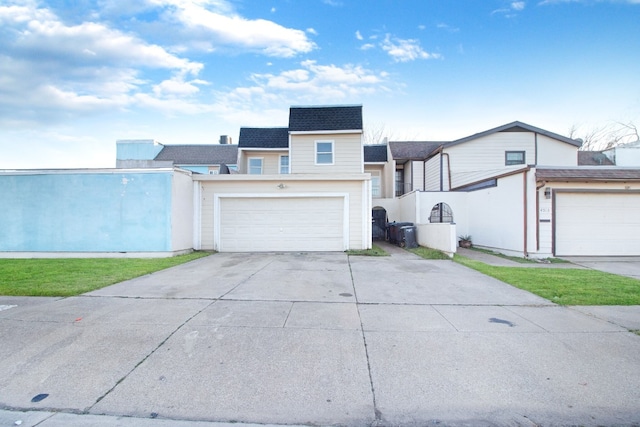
top-left (1, 0), bottom-right (639, 169)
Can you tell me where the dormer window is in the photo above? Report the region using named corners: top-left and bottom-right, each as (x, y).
top-left (505, 151), bottom-right (525, 166)
top-left (316, 141), bottom-right (334, 165)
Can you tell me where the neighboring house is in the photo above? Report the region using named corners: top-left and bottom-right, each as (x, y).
top-left (370, 121), bottom-right (640, 257)
top-left (116, 136), bottom-right (238, 174)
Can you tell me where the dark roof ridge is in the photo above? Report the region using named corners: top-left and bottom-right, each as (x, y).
top-left (447, 121), bottom-right (581, 148)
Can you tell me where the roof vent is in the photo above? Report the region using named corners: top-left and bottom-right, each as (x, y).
top-left (219, 135), bottom-right (231, 145)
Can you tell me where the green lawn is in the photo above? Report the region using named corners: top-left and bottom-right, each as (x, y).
top-left (0, 252), bottom-right (211, 297)
top-left (346, 244), bottom-right (389, 256)
top-left (454, 255), bottom-right (640, 306)
top-left (408, 246), bottom-right (451, 260)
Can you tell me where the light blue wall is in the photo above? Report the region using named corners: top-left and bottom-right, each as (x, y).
top-left (116, 140), bottom-right (164, 160)
top-left (0, 171), bottom-right (174, 252)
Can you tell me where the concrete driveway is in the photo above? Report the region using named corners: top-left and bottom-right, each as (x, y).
top-left (563, 256), bottom-right (640, 280)
top-left (1, 251), bottom-right (639, 427)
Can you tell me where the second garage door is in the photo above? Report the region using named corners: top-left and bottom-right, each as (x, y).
top-left (218, 196), bottom-right (346, 252)
top-left (555, 192), bottom-right (640, 256)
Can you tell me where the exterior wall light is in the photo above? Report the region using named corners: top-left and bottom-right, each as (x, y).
top-left (544, 187), bottom-right (552, 199)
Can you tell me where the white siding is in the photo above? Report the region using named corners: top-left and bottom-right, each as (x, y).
top-left (411, 161), bottom-right (424, 191)
top-left (445, 132), bottom-right (535, 189)
top-left (536, 134), bottom-right (578, 166)
top-left (290, 133), bottom-right (363, 174)
top-left (424, 155), bottom-right (441, 191)
top-left (242, 151), bottom-right (287, 174)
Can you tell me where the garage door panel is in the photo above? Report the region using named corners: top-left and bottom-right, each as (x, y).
top-left (555, 193), bottom-right (640, 256)
top-left (218, 197), bottom-right (345, 252)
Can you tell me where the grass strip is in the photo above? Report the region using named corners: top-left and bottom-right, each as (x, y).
top-left (454, 255), bottom-right (640, 306)
top-left (0, 252), bottom-right (211, 297)
top-left (408, 246), bottom-right (451, 260)
top-left (347, 244), bottom-right (389, 256)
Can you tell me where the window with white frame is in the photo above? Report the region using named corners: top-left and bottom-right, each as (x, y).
top-left (370, 171), bottom-right (381, 197)
top-left (315, 141), bottom-right (334, 164)
top-left (248, 158), bottom-right (263, 174)
top-left (505, 151), bottom-right (525, 166)
top-left (280, 155), bottom-right (289, 174)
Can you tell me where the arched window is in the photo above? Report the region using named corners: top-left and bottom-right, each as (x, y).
top-left (429, 203), bottom-right (453, 223)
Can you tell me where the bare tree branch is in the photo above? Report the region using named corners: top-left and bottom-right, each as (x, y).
top-left (571, 119), bottom-right (639, 151)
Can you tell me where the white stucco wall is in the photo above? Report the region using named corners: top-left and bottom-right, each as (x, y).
top-left (171, 169), bottom-right (195, 252)
top-left (467, 173), bottom-right (526, 254)
top-left (416, 223), bottom-right (456, 256)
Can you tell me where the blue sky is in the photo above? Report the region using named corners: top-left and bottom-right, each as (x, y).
top-left (1, 0), bottom-right (639, 168)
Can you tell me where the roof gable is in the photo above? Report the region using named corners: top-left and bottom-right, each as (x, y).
top-left (447, 121), bottom-right (582, 148)
top-left (289, 105), bottom-right (363, 132)
top-left (238, 127), bottom-right (289, 148)
top-left (154, 145), bottom-right (238, 165)
top-left (364, 145), bottom-right (387, 162)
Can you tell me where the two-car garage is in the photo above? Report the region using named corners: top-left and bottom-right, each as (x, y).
top-left (195, 174), bottom-right (371, 253)
top-left (217, 196), bottom-right (347, 252)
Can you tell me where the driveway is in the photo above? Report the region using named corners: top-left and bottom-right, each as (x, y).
top-left (563, 256), bottom-right (640, 280)
top-left (0, 251), bottom-right (639, 427)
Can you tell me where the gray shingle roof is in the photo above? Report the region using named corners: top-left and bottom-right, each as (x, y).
top-left (364, 145), bottom-right (388, 162)
top-left (154, 145), bottom-right (238, 165)
top-left (289, 105), bottom-right (362, 132)
top-left (238, 127), bottom-right (289, 148)
top-left (389, 141), bottom-right (443, 161)
top-left (536, 167), bottom-right (640, 181)
top-left (577, 151), bottom-right (615, 166)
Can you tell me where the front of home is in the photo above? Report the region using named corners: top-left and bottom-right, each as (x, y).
top-left (1, 105), bottom-right (639, 258)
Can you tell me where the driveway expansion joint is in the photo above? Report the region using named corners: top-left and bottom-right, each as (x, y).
top-left (87, 299), bottom-right (217, 411)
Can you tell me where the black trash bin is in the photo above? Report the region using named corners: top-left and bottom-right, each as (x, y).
top-left (399, 225), bottom-right (418, 248)
top-left (387, 222), bottom-right (413, 244)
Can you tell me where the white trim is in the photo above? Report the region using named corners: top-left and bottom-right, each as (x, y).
top-left (214, 193), bottom-right (350, 251)
top-left (238, 147), bottom-right (288, 151)
top-left (315, 140), bottom-right (334, 165)
top-left (192, 182), bottom-right (202, 250)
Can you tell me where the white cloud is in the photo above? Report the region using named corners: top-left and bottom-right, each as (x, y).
top-left (356, 30), bottom-right (364, 40)
top-left (360, 43), bottom-right (376, 50)
top-left (213, 60), bottom-right (392, 121)
top-left (437, 23), bottom-right (460, 32)
top-left (151, 0), bottom-right (316, 57)
top-left (0, 1), bottom-right (207, 126)
top-left (492, 1), bottom-right (526, 16)
top-left (381, 35), bottom-right (442, 62)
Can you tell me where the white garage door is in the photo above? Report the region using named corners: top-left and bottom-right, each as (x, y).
top-left (218, 196), bottom-right (345, 252)
top-left (555, 192), bottom-right (640, 256)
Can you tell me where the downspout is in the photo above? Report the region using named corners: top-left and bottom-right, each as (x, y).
top-left (535, 179), bottom-right (546, 252)
top-left (523, 170), bottom-right (529, 258)
top-left (443, 153), bottom-right (452, 190)
top-left (439, 150), bottom-right (444, 191)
